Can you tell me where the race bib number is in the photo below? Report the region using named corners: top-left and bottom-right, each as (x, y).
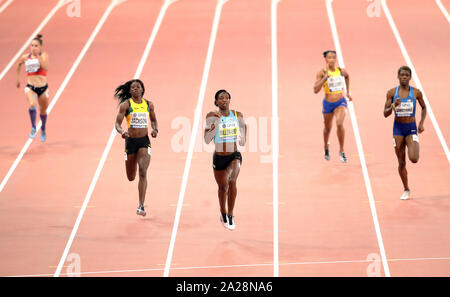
top-left (130, 112), bottom-right (148, 128)
top-left (327, 76), bottom-right (344, 92)
top-left (218, 122), bottom-right (238, 140)
top-left (395, 101), bottom-right (414, 117)
top-left (25, 59), bottom-right (40, 73)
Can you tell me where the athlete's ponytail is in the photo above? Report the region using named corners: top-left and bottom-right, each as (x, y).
top-left (114, 79), bottom-right (145, 104)
top-left (33, 34), bottom-right (43, 45)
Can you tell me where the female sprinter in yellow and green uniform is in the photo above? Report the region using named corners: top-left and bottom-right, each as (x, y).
top-left (114, 79), bottom-right (158, 216)
top-left (204, 90), bottom-right (247, 231)
top-left (313, 50), bottom-right (352, 162)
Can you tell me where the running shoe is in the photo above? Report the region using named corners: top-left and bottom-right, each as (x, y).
top-left (324, 149), bottom-right (330, 161)
top-left (136, 205), bottom-right (146, 216)
top-left (40, 129), bottom-right (46, 142)
top-left (400, 190), bottom-right (410, 200)
top-left (227, 215), bottom-right (235, 231)
top-left (29, 127), bottom-right (37, 139)
top-left (340, 152), bottom-right (347, 163)
top-left (220, 213), bottom-right (228, 229)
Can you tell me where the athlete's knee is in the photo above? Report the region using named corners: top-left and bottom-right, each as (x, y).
top-left (323, 126), bottom-right (331, 134)
top-left (218, 184), bottom-right (229, 194)
top-left (228, 179), bottom-right (237, 189)
top-left (409, 155), bottom-right (419, 163)
top-left (138, 167), bottom-right (147, 178)
top-left (127, 174), bottom-right (136, 182)
top-left (398, 159), bottom-right (406, 169)
top-left (336, 122), bottom-right (344, 129)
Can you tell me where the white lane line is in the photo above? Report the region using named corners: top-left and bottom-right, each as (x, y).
top-left (382, 0), bottom-right (450, 164)
top-left (10, 256), bottom-right (450, 277)
top-left (325, 0), bottom-right (391, 277)
top-left (53, 0), bottom-right (176, 277)
top-left (163, 0), bottom-right (228, 277)
top-left (0, 0), bottom-right (14, 14)
top-left (271, 0), bottom-right (280, 278)
top-left (0, 0), bottom-right (71, 82)
top-left (435, 0), bottom-right (450, 23)
top-left (0, 0), bottom-right (120, 194)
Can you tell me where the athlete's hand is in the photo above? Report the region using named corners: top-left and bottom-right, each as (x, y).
top-left (151, 129), bottom-right (158, 138)
top-left (121, 131), bottom-right (130, 139)
top-left (346, 93), bottom-right (353, 101)
top-left (418, 123), bottom-right (424, 134)
top-left (393, 98), bottom-right (401, 108)
top-left (16, 80), bottom-right (20, 88)
top-left (322, 69), bottom-right (329, 81)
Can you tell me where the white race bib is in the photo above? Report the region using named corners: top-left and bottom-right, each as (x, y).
top-left (218, 122), bottom-right (238, 140)
top-left (327, 76), bottom-right (344, 92)
top-left (25, 58), bottom-right (40, 73)
top-left (129, 112), bottom-right (148, 128)
top-left (395, 101), bottom-right (414, 117)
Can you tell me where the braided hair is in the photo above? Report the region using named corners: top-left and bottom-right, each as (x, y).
top-left (214, 89), bottom-right (231, 106)
top-left (114, 79), bottom-right (145, 104)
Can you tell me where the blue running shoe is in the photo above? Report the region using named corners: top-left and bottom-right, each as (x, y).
top-left (40, 129), bottom-right (46, 142)
top-left (29, 127), bottom-right (37, 139)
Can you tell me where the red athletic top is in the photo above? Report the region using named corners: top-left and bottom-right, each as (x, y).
top-left (25, 54), bottom-right (47, 76)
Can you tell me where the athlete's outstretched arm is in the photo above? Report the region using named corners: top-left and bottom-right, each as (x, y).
top-left (204, 111), bottom-right (220, 144)
top-left (115, 101), bottom-right (129, 138)
top-left (313, 69), bottom-right (328, 94)
top-left (237, 111), bottom-right (247, 146)
top-left (384, 88), bottom-right (396, 118)
top-left (149, 101), bottom-right (158, 138)
top-left (416, 89), bottom-right (427, 133)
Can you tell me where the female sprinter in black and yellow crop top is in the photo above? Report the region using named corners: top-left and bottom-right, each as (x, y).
top-left (114, 79), bottom-right (158, 216)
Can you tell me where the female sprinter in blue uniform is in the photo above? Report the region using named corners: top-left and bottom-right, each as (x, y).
top-left (114, 79), bottom-right (158, 216)
top-left (384, 66), bottom-right (426, 200)
top-left (16, 34), bottom-right (49, 141)
top-left (313, 50), bottom-right (352, 162)
top-left (204, 90), bottom-right (247, 230)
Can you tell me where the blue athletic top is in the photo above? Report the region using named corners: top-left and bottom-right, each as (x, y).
top-left (393, 86), bottom-right (416, 118)
top-left (213, 110), bottom-right (239, 144)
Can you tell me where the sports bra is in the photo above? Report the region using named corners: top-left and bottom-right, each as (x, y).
top-left (125, 98), bottom-right (150, 128)
top-left (323, 67), bottom-right (344, 95)
top-left (25, 54), bottom-right (47, 76)
top-left (393, 86), bottom-right (416, 118)
top-left (213, 110), bottom-right (239, 144)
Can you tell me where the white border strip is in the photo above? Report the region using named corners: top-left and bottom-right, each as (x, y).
top-left (271, 0), bottom-right (280, 278)
top-left (0, 0), bottom-right (71, 81)
top-left (0, 0), bottom-right (14, 14)
top-left (53, 0), bottom-right (176, 277)
top-left (163, 0), bottom-right (228, 277)
top-left (325, 0), bottom-right (391, 277)
top-left (382, 0), bottom-right (450, 164)
top-left (0, 0), bottom-right (121, 193)
top-left (9, 256), bottom-right (450, 277)
top-left (435, 0), bottom-right (450, 23)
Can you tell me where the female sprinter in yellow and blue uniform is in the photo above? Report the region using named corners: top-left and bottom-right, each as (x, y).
top-left (313, 50), bottom-right (352, 162)
top-left (204, 90), bottom-right (247, 231)
top-left (16, 34), bottom-right (49, 141)
top-left (114, 79), bottom-right (158, 216)
top-left (384, 66), bottom-right (426, 200)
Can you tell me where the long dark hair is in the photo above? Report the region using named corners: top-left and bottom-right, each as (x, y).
top-left (114, 79), bottom-right (145, 104)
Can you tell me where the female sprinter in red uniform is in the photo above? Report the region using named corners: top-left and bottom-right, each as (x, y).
top-left (16, 34), bottom-right (49, 141)
top-left (313, 50), bottom-right (352, 162)
top-left (204, 90), bottom-right (247, 230)
top-left (114, 79), bottom-right (158, 216)
top-left (384, 66), bottom-right (426, 200)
